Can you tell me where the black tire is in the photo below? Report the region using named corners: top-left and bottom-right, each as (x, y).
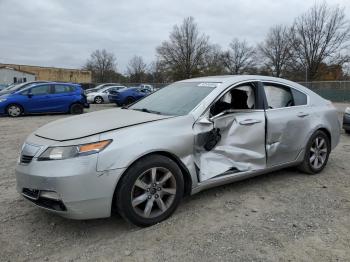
top-left (6, 104), bottom-right (23, 117)
top-left (345, 130), bottom-right (350, 135)
top-left (125, 97), bottom-right (135, 105)
top-left (94, 96), bottom-right (104, 104)
top-left (116, 155), bottom-right (184, 227)
top-left (69, 103), bottom-right (84, 115)
top-left (298, 130), bottom-right (331, 174)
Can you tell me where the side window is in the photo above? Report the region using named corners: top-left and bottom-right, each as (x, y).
top-left (210, 84), bottom-right (256, 117)
top-left (30, 85), bottom-right (51, 95)
top-left (20, 89), bottom-right (30, 95)
top-left (54, 85), bottom-right (73, 94)
top-left (291, 88), bottom-right (307, 106)
top-left (263, 84), bottom-right (293, 109)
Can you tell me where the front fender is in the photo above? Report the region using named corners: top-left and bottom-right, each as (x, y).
top-left (96, 115), bottom-right (195, 172)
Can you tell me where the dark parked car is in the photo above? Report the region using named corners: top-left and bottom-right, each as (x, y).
top-left (0, 82), bottom-right (89, 117)
top-left (108, 87), bottom-right (151, 106)
top-left (343, 107), bottom-right (350, 134)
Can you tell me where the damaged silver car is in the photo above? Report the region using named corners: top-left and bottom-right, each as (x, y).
top-left (16, 75), bottom-right (340, 226)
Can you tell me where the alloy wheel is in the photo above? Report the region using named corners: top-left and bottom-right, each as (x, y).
top-left (309, 136), bottom-right (328, 169)
top-left (8, 105), bottom-right (21, 117)
top-left (95, 97), bottom-right (103, 104)
top-left (131, 167), bottom-right (176, 218)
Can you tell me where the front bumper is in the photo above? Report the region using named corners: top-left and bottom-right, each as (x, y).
top-left (343, 113), bottom-right (350, 131)
top-left (16, 154), bottom-right (125, 219)
top-left (0, 103), bottom-right (6, 114)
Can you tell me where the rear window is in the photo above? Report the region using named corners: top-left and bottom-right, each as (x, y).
top-left (54, 85), bottom-right (74, 94)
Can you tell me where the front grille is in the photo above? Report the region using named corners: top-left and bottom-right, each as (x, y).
top-left (21, 154), bottom-right (34, 164)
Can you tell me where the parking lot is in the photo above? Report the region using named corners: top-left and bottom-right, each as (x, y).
top-left (0, 103), bottom-right (349, 261)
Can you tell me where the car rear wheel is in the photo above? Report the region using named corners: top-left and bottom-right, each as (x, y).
top-left (116, 155), bottom-right (184, 227)
top-left (70, 103), bottom-right (84, 115)
top-left (7, 104), bottom-right (23, 117)
top-left (125, 97), bottom-right (135, 105)
top-left (94, 96), bottom-right (104, 104)
top-left (298, 130), bottom-right (330, 174)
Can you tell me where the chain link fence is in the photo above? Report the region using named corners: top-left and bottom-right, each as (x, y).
top-left (298, 81), bottom-right (350, 102)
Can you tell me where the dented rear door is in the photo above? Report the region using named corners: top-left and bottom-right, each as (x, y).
top-left (262, 82), bottom-right (311, 167)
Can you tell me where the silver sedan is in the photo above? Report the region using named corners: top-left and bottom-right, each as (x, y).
top-left (16, 75), bottom-right (340, 227)
top-left (86, 85), bottom-right (127, 104)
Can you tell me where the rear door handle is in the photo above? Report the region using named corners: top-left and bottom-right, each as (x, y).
top-left (239, 119), bottom-right (262, 126)
top-left (297, 112), bottom-right (309, 118)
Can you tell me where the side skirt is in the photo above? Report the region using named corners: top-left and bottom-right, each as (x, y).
top-left (191, 153), bottom-right (304, 195)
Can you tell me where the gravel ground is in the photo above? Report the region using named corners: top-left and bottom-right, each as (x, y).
top-left (0, 103), bottom-right (349, 262)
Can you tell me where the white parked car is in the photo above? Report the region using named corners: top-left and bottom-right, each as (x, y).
top-left (86, 86), bottom-right (127, 104)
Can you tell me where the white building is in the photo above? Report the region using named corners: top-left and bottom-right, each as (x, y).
top-left (0, 66), bottom-right (36, 85)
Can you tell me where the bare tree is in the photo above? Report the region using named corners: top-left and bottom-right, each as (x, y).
top-left (259, 25), bottom-right (292, 77)
top-left (202, 44), bottom-right (226, 76)
top-left (127, 55), bottom-right (147, 83)
top-left (222, 39), bottom-right (256, 74)
top-left (289, 2), bottom-right (350, 81)
top-left (148, 60), bottom-right (169, 83)
top-left (156, 17), bottom-right (210, 80)
top-left (84, 49), bottom-right (117, 83)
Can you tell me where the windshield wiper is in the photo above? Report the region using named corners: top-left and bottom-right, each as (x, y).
top-left (132, 108), bottom-right (162, 115)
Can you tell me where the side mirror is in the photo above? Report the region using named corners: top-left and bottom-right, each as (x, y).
top-left (197, 116), bottom-right (213, 125)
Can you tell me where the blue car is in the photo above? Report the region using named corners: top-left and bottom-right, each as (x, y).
top-left (0, 82), bottom-right (89, 117)
top-left (108, 87), bottom-right (152, 106)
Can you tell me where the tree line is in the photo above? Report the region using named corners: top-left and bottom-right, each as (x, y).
top-left (84, 2), bottom-right (350, 83)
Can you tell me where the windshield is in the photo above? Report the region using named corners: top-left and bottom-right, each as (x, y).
top-left (129, 82), bottom-right (218, 116)
top-left (1, 82), bottom-right (29, 93)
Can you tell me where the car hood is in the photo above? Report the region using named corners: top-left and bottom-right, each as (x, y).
top-left (34, 108), bottom-right (172, 141)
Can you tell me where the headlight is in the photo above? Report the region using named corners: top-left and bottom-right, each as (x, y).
top-left (345, 107), bottom-right (350, 114)
top-left (37, 140), bottom-right (112, 161)
top-left (0, 98), bottom-right (7, 102)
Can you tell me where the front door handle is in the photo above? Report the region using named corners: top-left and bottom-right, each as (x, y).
top-left (297, 112), bottom-right (309, 118)
top-left (239, 119), bottom-right (262, 126)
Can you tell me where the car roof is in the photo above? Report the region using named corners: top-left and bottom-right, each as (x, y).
top-left (179, 75), bottom-right (311, 94)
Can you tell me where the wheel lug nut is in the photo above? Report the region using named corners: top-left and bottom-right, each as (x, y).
top-left (157, 187), bottom-right (161, 191)
top-left (148, 195), bottom-right (152, 199)
top-left (153, 183), bottom-right (156, 187)
top-left (146, 188), bottom-right (150, 192)
top-left (155, 194), bottom-right (159, 198)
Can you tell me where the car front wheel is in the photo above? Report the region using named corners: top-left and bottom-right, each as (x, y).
top-left (298, 130), bottom-right (330, 174)
top-left (7, 104), bottom-right (23, 117)
top-left (116, 155), bottom-right (184, 227)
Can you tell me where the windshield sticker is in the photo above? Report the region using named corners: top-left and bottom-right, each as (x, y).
top-left (197, 83), bottom-right (220, 88)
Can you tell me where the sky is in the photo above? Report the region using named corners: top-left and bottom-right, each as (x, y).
top-left (0, 0), bottom-right (349, 73)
